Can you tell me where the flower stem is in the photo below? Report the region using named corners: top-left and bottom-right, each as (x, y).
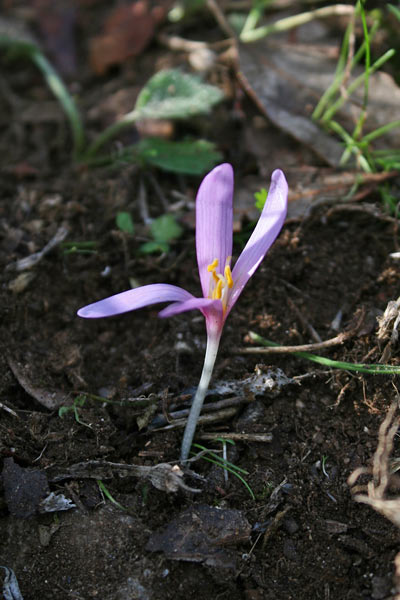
top-left (84, 111), bottom-right (138, 159)
top-left (180, 331), bottom-right (221, 462)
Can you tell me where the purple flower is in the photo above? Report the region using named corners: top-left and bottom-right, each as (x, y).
top-left (78, 164), bottom-right (288, 460)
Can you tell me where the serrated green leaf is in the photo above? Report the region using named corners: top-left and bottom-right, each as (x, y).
top-left (116, 211), bottom-right (135, 234)
top-left (134, 69), bottom-right (224, 121)
top-left (140, 241), bottom-right (170, 254)
top-left (254, 187), bottom-right (268, 211)
top-left (136, 137), bottom-right (222, 174)
top-left (150, 214), bottom-right (183, 243)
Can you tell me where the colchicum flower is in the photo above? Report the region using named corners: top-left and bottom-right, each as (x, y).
top-left (78, 164), bottom-right (288, 461)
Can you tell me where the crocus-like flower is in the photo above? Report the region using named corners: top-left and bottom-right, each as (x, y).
top-left (78, 164), bottom-right (288, 460)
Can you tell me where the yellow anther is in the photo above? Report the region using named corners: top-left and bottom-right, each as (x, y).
top-left (224, 265), bottom-right (233, 288)
top-left (213, 279), bottom-right (223, 300)
top-left (207, 258), bottom-right (219, 272)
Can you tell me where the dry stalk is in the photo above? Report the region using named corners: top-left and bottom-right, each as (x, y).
top-left (348, 402), bottom-right (400, 597)
top-left (241, 329), bottom-right (353, 355)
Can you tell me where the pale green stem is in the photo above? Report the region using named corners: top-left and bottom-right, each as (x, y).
top-left (349, 1), bottom-right (371, 145)
top-left (240, 4), bottom-right (354, 43)
top-left (362, 120), bottom-right (400, 144)
top-left (85, 110), bottom-right (139, 158)
top-left (312, 19), bottom-right (380, 121)
top-left (241, 1), bottom-right (272, 37)
top-left (180, 330), bottom-right (221, 462)
top-left (321, 49), bottom-right (395, 124)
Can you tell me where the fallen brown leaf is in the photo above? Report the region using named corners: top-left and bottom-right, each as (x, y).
top-left (89, 1), bottom-right (167, 75)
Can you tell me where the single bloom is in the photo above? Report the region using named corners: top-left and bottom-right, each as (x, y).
top-left (78, 163), bottom-right (288, 460)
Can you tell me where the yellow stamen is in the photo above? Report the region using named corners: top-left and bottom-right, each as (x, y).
top-left (207, 258), bottom-right (219, 272)
top-left (207, 258), bottom-right (219, 284)
top-left (213, 279), bottom-right (223, 300)
top-left (224, 265), bottom-right (233, 288)
top-left (207, 257), bottom-right (234, 309)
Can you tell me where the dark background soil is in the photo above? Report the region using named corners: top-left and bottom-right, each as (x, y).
top-left (1, 2), bottom-right (400, 599)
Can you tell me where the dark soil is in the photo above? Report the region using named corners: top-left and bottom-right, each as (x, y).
top-left (1, 4), bottom-right (400, 600)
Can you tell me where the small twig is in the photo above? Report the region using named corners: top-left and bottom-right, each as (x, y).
top-left (325, 203), bottom-right (397, 222)
top-left (241, 330), bottom-right (354, 355)
top-left (287, 297), bottom-right (322, 343)
top-left (151, 395), bottom-right (249, 429)
top-left (137, 176), bottom-right (151, 225)
top-left (7, 225), bottom-right (69, 272)
top-left (262, 506), bottom-right (290, 549)
top-left (0, 401), bottom-right (19, 418)
top-left (158, 33), bottom-right (209, 52)
top-left (287, 171), bottom-right (398, 203)
top-left (51, 460), bottom-right (201, 493)
top-left (155, 407), bottom-right (239, 431)
top-left (198, 432), bottom-right (272, 442)
top-left (145, 170), bottom-right (169, 211)
top-left (157, 33), bottom-right (233, 52)
top-left (206, 0), bottom-right (238, 39)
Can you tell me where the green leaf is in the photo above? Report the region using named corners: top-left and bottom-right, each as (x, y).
top-left (116, 211), bottom-right (135, 234)
top-left (136, 137), bottom-right (222, 174)
top-left (150, 214), bottom-right (183, 243)
top-left (140, 241), bottom-right (170, 254)
top-left (134, 69), bottom-right (224, 120)
top-left (254, 187), bottom-right (268, 211)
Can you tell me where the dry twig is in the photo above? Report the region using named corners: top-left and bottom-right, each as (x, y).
top-left (51, 460), bottom-right (202, 494)
top-left (206, 0), bottom-right (237, 39)
top-left (241, 329), bottom-right (355, 355)
top-left (198, 432), bottom-right (272, 442)
top-left (348, 402), bottom-right (400, 598)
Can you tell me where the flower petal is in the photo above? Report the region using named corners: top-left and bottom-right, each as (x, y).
top-left (159, 297), bottom-right (224, 338)
top-left (77, 284), bottom-right (194, 318)
top-left (158, 297), bottom-right (221, 319)
top-left (229, 169), bottom-right (288, 311)
top-left (196, 163), bottom-right (233, 297)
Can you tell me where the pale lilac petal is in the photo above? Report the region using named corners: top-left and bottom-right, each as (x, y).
top-left (228, 169), bottom-right (288, 311)
top-left (77, 284), bottom-right (194, 318)
top-left (158, 297), bottom-right (221, 319)
top-left (196, 163), bottom-right (233, 297)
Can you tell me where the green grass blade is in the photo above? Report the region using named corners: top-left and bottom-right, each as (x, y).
top-left (193, 444), bottom-right (249, 475)
top-left (240, 5), bottom-right (354, 43)
top-left (0, 37), bottom-right (84, 157)
top-left (97, 480), bottom-right (126, 510)
top-left (249, 331), bottom-right (400, 374)
top-left (321, 49), bottom-right (395, 124)
top-left (192, 443), bottom-right (255, 499)
top-left (362, 120), bottom-right (400, 144)
top-left (32, 51), bottom-right (85, 158)
top-left (312, 19), bottom-right (352, 120)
